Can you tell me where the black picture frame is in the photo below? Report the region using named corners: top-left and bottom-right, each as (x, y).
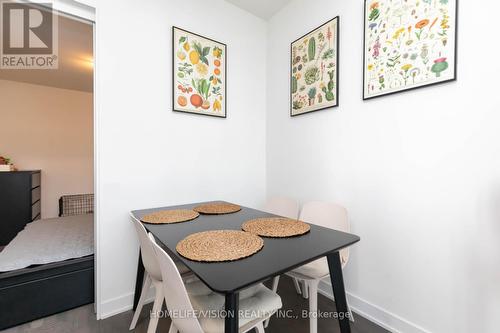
top-left (172, 26), bottom-right (227, 118)
top-left (362, 0), bottom-right (458, 101)
top-left (290, 16), bottom-right (340, 117)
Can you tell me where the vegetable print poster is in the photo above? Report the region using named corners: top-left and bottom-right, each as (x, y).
top-left (173, 27), bottom-right (226, 117)
top-left (363, 0), bottom-right (457, 99)
top-left (291, 17), bottom-right (339, 116)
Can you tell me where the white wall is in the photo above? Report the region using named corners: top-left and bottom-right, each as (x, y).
top-left (0, 80), bottom-right (93, 218)
top-left (91, 0), bottom-right (268, 318)
top-left (267, 1), bottom-right (500, 333)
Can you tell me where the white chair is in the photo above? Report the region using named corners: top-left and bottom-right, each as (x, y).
top-left (149, 233), bottom-right (283, 333)
top-left (268, 201), bottom-right (354, 333)
top-left (262, 197), bottom-right (302, 327)
top-left (263, 197), bottom-right (300, 220)
top-left (129, 214), bottom-right (194, 332)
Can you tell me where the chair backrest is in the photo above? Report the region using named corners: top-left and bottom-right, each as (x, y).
top-left (59, 194), bottom-right (94, 217)
top-left (130, 213), bottom-right (162, 281)
top-left (149, 233), bottom-right (204, 333)
top-left (299, 201), bottom-right (350, 266)
top-left (264, 197), bottom-right (300, 219)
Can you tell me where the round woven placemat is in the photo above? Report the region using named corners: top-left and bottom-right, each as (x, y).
top-left (176, 230), bottom-right (264, 262)
top-left (242, 217), bottom-right (311, 238)
top-left (141, 209), bottom-right (199, 224)
top-left (193, 202), bottom-right (242, 215)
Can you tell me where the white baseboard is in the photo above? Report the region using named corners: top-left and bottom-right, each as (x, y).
top-left (100, 279), bottom-right (431, 333)
top-left (100, 286), bottom-right (156, 320)
top-left (318, 280), bottom-right (432, 333)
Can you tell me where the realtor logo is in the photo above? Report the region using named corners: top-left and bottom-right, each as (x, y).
top-left (1, 1), bottom-right (58, 69)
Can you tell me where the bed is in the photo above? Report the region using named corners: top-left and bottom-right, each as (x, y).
top-left (0, 214), bottom-right (94, 330)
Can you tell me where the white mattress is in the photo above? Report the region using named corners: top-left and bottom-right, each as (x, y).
top-left (0, 214), bottom-right (94, 272)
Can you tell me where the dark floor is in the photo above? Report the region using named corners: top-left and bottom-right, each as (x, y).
top-left (2, 276), bottom-right (390, 333)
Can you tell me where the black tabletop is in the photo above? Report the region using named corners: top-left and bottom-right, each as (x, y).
top-left (132, 201), bottom-right (360, 294)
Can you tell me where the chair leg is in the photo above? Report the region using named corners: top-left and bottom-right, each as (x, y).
top-left (130, 273), bottom-right (152, 330)
top-left (308, 280), bottom-right (319, 333)
top-left (292, 277), bottom-right (302, 295)
top-left (168, 322), bottom-right (178, 333)
top-left (302, 280), bottom-right (309, 299)
top-left (147, 281), bottom-right (164, 333)
top-left (255, 322), bottom-right (265, 333)
top-left (264, 276), bottom-right (280, 328)
top-left (263, 316), bottom-right (271, 329)
top-left (271, 275), bottom-right (280, 293)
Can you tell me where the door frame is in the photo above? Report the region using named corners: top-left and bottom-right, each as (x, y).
top-left (45, 0), bottom-right (101, 319)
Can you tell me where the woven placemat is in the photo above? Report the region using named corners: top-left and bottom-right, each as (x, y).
top-left (193, 202), bottom-right (242, 215)
top-left (141, 209), bottom-right (199, 224)
top-left (176, 230), bottom-right (264, 262)
top-left (242, 217), bottom-right (311, 238)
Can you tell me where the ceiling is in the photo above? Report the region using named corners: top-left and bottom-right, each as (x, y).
top-left (225, 0), bottom-right (292, 20)
top-left (0, 13), bottom-right (93, 93)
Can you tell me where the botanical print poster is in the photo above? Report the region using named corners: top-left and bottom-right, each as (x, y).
top-left (173, 27), bottom-right (226, 117)
top-left (363, 0), bottom-right (457, 99)
top-left (291, 17), bottom-right (339, 116)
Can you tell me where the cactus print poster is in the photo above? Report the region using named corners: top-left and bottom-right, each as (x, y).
top-left (291, 17), bottom-right (339, 116)
top-left (363, 0), bottom-right (457, 99)
top-left (173, 27), bottom-right (226, 117)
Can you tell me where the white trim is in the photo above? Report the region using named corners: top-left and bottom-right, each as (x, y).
top-left (318, 280), bottom-right (432, 333)
top-left (100, 287), bottom-right (156, 320)
top-left (24, 0), bottom-right (95, 22)
top-left (52, 0), bottom-right (95, 22)
top-left (100, 293), bottom-right (135, 320)
top-left (92, 18), bottom-right (99, 318)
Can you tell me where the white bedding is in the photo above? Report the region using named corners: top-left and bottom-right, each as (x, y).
top-left (0, 214), bottom-right (94, 272)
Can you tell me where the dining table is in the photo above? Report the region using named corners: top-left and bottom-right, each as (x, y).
top-left (132, 201), bottom-right (360, 333)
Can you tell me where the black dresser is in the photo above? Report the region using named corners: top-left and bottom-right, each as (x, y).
top-left (0, 171), bottom-right (41, 246)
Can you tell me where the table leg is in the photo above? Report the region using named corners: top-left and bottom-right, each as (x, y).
top-left (224, 292), bottom-right (239, 333)
top-left (327, 252), bottom-right (351, 333)
top-left (133, 250), bottom-right (145, 311)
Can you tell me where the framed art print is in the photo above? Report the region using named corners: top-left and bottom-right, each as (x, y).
top-left (363, 0), bottom-right (457, 100)
top-left (290, 17), bottom-right (339, 117)
top-left (173, 26), bottom-right (227, 117)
